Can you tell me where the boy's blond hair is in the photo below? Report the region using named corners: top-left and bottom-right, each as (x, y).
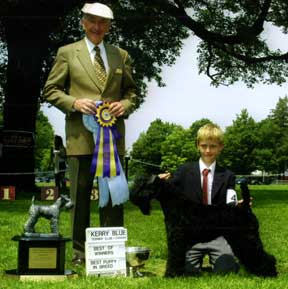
top-left (197, 123), bottom-right (224, 145)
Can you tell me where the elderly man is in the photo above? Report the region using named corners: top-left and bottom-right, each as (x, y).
top-left (43, 2), bottom-right (138, 265)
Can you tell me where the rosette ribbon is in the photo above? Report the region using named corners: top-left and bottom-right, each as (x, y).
top-left (83, 101), bottom-right (129, 207)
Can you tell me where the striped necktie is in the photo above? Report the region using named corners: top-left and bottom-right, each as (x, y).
top-left (94, 46), bottom-right (107, 90)
top-left (202, 168), bottom-right (210, 205)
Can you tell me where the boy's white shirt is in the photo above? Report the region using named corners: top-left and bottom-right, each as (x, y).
top-left (199, 158), bottom-right (215, 205)
top-left (199, 158), bottom-right (237, 206)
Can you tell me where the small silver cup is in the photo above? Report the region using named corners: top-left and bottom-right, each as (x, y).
top-left (126, 247), bottom-right (151, 277)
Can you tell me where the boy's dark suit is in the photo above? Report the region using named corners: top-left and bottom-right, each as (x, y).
top-left (166, 161), bottom-right (237, 273)
top-left (170, 162), bottom-right (235, 205)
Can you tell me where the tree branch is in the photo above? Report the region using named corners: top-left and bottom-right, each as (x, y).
top-left (206, 43), bottom-right (229, 86)
top-left (154, 0), bottom-right (272, 44)
top-left (216, 43), bottom-right (288, 64)
top-left (252, 0), bottom-right (271, 33)
top-left (154, 0), bottom-right (288, 63)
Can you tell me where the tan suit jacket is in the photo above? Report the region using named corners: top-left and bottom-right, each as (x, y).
top-left (43, 39), bottom-right (137, 156)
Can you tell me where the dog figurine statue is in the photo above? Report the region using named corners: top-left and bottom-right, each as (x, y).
top-left (24, 194), bottom-right (73, 236)
top-left (130, 175), bottom-right (277, 277)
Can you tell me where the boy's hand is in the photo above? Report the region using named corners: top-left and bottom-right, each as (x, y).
top-left (237, 197), bottom-right (253, 208)
top-left (158, 172), bottom-right (171, 180)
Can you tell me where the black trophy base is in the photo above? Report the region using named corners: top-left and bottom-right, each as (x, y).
top-left (10, 235), bottom-right (71, 276)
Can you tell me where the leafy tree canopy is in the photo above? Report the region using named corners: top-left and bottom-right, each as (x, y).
top-left (129, 97), bottom-right (288, 176)
top-left (220, 109), bottom-right (259, 174)
top-left (161, 126), bottom-right (198, 172)
top-left (130, 119), bottom-right (180, 175)
top-left (151, 0), bottom-right (288, 87)
top-left (266, 96), bottom-right (288, 172)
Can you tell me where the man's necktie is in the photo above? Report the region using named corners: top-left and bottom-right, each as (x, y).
top-left (202, 168), bottom-right (210, 205)
top-left (94, 46), bottom-right (107, 90)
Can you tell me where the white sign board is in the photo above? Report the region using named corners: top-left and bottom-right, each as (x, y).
top-left (85, 227), bottom-right (127, 276)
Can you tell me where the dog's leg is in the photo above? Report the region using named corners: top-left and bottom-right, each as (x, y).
top-left (164, 225), bottom-right (188, 277)
top-left (50, 217), bottom-right (59, 234)
top-left (24, 215), bottom-right (38, 233)
top-left (225, 219), bottom-right (277, 277)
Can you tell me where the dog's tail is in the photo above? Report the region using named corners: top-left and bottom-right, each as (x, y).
top-left (27, 196), bottom-right (36, 214)
top-left (61, 194), bottom-right (69, 202)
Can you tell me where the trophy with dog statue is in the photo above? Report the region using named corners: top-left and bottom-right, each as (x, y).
top-left (6, 194), bottom-right (76, 280)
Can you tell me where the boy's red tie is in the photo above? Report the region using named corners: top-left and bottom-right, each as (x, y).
top-left (202, 168), bottom-right (210, 205)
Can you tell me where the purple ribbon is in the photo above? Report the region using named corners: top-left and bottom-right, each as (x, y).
top-left (90, 121), bottom-right (121, 178)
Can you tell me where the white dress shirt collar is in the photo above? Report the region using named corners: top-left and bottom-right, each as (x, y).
top-left (199, 158), bottom-right (216, 175)
top-left (84, 37), bottom-right (109, 71)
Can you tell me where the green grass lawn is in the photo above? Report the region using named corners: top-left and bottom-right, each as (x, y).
top-left (0, 185), bottom-right (287, 288)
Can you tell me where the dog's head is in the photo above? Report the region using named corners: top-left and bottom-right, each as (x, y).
top-left (130, 174), bottom-right (159, 215)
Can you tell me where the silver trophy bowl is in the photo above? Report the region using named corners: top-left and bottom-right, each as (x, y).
top-left (126, 247), bottom-right (151, 277)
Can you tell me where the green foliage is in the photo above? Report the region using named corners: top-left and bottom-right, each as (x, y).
top-left (267, 96), bottom-right (288, 173)
top-left (220, 109), bottom-right (259, 174)
top-left (34, 110), bottom-right (54, 172)
top-left (188, 118), bottom-right (213, 139)
top-left (161, 126), bottom-right (198, 172)
top-left (130, 118), bottom-right (215, 175)
top-left (269, 96), bottom-right (288, 128)
top-left (130, 96), bottom-right (288, 176)
top-left (187, 0), bottom-right (288, 86)
top-left (130, 119), bottom-right (179, 175)
top-left (254, 119), bottom-right (280, 173)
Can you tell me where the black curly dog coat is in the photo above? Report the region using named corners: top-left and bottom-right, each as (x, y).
top-left (130, 176), bottom-right (277, 277)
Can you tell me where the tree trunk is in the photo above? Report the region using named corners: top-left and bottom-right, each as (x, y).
top-left (0, 16), bottom-right (49, 191)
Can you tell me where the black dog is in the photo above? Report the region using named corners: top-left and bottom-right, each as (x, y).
top-left (130, 175), bottom-right (277, 277)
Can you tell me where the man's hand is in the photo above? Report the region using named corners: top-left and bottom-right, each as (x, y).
top-left (73, 98), bottom-right (97, 114)
top-left (109, 101), bottom-right (125, 117)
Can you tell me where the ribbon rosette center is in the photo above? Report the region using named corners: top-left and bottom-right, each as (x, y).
top-left (96, 102), bottom-right (117, 127)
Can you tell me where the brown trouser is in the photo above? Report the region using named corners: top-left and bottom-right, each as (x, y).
top-left (68, 155), bottom-right (124, 253)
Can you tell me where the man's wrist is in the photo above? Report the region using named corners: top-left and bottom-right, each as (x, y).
top-left (71, 99), bottom-right (77, 112)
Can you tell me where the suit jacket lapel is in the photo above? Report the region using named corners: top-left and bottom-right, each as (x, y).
top-left (76, 39), bottom-right (103, 91)
top-left (190, 162), bottom-right (202, 202)
top-left (105, 43), bottom-right (118, 88)
top-left (211, 165), bottom-right (225, 201)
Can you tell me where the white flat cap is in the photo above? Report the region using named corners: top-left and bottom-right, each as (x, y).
top-left (81, 3), bottom-right (114, 19)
